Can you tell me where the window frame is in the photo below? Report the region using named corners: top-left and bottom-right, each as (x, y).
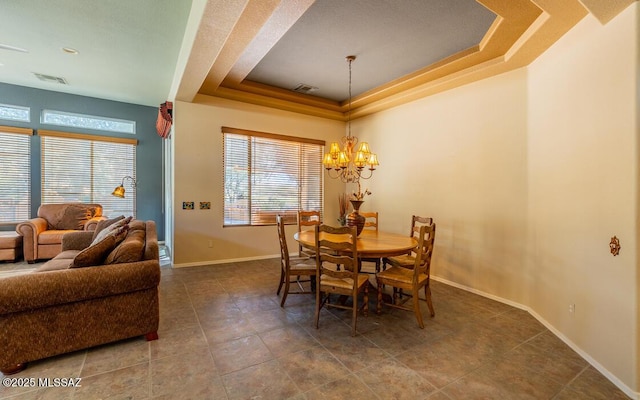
top-left (222, 126), bottom-right (325, 227)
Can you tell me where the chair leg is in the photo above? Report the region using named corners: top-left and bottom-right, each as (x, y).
top-left (412, 288), bottom-right (424, 329)
top-left (376, 282), bottom-right (383, 315)
top-left (363, 284), bottom-right (369, 317)
top-left (314, 291), bottom-right (321, 329)
top-left (351, 297), bottom-right (358, 337)
top-left (425, 284), bottom-right (435, 317)
top-left (280, 278), bottom-right (291, 307)
top-left (276, 268), bottom-right (285, 295)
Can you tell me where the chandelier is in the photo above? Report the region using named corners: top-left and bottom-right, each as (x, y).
top-left (323, 55), bottom-right (379, 183)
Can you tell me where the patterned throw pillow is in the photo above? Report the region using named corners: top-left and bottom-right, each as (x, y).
top-left (71, 225), bottom-right (129, 268)
top-left (92, 215), bottom-right (125, 241)
top-left (104, 228), bottom-right (146, 264)
top-left (91, 216), bottom-right (132, 246)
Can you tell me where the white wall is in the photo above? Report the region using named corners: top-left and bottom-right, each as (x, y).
top-left (352, 67), bottom-right (530, 305)
top-left (527, 5), bottom-right (638, 391)
top-left (173, 96), bottom-right (344, 266)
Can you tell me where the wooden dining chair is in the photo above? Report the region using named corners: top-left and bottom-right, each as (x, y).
top-left (359, 211), bottom-right (382, 273)
top-left (276, 215), bottom-right (316, 307)
top-left (376, 223), bottom-right (436, 328)
top-left (297, 210), bottom-right (321, 258)
top-left (314, 224), bottom-right (369, 336)
top-left (382, 215), bottom-right (433, 270)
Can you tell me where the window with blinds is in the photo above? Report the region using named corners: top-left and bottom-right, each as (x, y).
top-left (40, 130), bottom-right (137, 218)
top-left (0, 126), bottom-right (32, 223)
top-left (223, 127), bottom-right (324, 226)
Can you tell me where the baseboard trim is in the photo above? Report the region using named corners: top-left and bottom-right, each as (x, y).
top-left (431, 275), bottom-right (639, 400)
top-left (172, 253), bottom-right (280, 268)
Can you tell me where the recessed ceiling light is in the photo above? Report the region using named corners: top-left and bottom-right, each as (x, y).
top-left (62, 47), bottom-right (79, 55)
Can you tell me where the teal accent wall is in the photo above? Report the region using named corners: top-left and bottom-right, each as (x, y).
top-left (0, 83), bottom-right (164, 240)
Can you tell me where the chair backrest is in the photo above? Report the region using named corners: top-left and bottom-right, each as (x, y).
top-left (412, 223), bottom-right (436, 277)
top-left (406, 215), bottom-right (433, 257)
top-left (276, 215), bottom-right (291, 271)
top-left (410, 215), bottom-right (433, 243)
top-left (314, 224), bottom-right (359, 281)
top-left (298, 210), bottom-right (321, 230)
top-left (298, 210), bottom-right (321, 256)
top-left (360, 211), bottom-right (378, 231)
top-left (38, 203), bottom-right (103, 230)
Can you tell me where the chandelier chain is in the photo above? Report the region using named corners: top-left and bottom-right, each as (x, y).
top-left (348, 56), bottom-right (352, 138)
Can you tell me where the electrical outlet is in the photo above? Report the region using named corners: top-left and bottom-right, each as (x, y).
top-left (569, 304), bottom-right (575, 313)
top-left (208, 240), bottom-right (213, 248)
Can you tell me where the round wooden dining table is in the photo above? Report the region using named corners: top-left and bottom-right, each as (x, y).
top-left (294, 229), bottom-right (416, 259)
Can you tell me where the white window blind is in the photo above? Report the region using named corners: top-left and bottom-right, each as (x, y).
top-left (223, 127), bottom-right (324, 226)
top-left (40, 130), bottom-right (137, 218)
top-left (0, 126), bottom-right (32, 223)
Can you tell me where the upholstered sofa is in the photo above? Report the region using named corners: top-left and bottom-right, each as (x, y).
top-left (16, 203), bottom-right (105, 263)
top-left (0, 219), bottom-right (160, 374)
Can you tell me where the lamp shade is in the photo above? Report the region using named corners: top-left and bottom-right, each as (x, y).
top-left (357, 142), bottom-right (371, 155)
top-left (368, 153), bottom-right (379, 169)
top-left (111, 185), bottom-right (126, 198)
top-left (112, 175), bottom-right (136, 198)
top-left (329, 142), bottom-right (341, 157)
top-left (323, 153), bottom-right (335, 169)
top-left (354, 151), bottom-right (368, 168)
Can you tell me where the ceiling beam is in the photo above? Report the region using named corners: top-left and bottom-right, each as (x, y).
top-left (222, 0), bottom-right (316, 87)
top-left (199, 0), bottom-right (282, 94)
top-left (174, 0), bottom-right (250, 102)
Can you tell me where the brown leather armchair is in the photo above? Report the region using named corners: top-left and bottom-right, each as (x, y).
top-left (16, 203), bottom-right (105, 263)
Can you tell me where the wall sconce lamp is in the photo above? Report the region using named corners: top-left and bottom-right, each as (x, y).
top-left (112, 176), bottom-right (137, 198)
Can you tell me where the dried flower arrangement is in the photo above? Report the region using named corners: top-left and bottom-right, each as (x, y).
top-left (338, 193), bottom-right (349, 226)
top-left (351, 180), bottom-right (372, 201)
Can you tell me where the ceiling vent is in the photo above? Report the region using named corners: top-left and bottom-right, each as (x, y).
top-left (33, 73), bottom-right (68, 85)
top-left (293, 83), bottom-right (318, 94)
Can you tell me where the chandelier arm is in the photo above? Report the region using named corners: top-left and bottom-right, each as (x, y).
top-left (358, 169), bottom-right (374, 180)
top-left (325, 169), bottom-right (341, 180)
top-left (325, 168), bottom-right (352, 184)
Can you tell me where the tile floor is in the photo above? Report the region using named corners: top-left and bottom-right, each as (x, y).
top-left (0, 258), bottom-right (631, 399)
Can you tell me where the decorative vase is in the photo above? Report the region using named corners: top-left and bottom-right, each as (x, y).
top-left (346, 200), bottom-right (366, 236)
